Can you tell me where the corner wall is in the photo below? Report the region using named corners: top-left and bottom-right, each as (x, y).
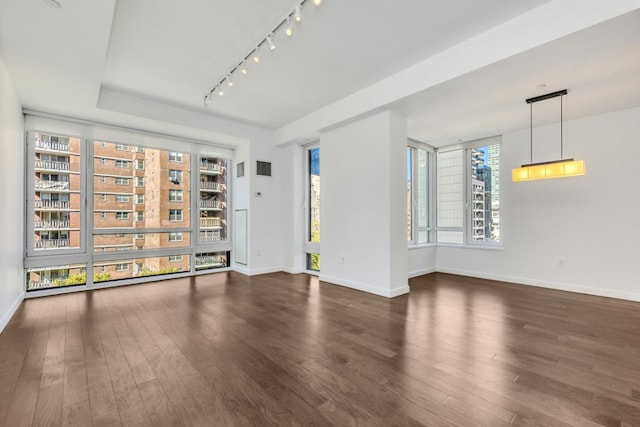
top-left (437, 106), bottom-right (640, 301)
top-left (0, 55), bottom-right (25, 332)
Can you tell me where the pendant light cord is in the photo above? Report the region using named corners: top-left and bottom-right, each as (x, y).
top-left (560, 94), bottom-right (564, 159)
top-left (530, 102), bottom-right (533, 164)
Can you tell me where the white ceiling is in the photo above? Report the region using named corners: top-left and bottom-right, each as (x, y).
top-left (0, 0), bottom-right (639, 146)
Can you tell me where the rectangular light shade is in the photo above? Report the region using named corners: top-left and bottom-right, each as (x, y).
top-left (512, 159), bottom-right (585, 182)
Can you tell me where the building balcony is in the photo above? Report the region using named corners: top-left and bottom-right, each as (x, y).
top-left (200, 181), bottom-right (221, 192)
top-left (35, 180), bottom-right (70, 191)
top-left (35, 139), bottom-right (70, 153)
top-left (35, 160), bottom-right (70, 171)
top-left (35, 239), bottom-right (70, 249)
top-left (195, 255), bottom-right (225, 268)
top-left (35, 220), bottom-right (70, 229)
top-left (199, 200), bottom-right (221, 210)
top-left (35, 200), bottom-right (70, 210)
top-left (200, 163), bottom-right (222, 174)
top-left (28, 279), bottom-right (54, 290)
top-left (200, 217), bottom-right (222, 229)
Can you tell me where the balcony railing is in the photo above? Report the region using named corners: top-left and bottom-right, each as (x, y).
top-left (35, 220), bottom-right (70, 229)
top-left (35, 239), bottom-right (70, 249)
top-left (195, 256), bottom-right (225, 266)
top-left (199, 234), bottom-right (221, 242)
top-left (35, 140), bottom-right (70, 152)
top-left (199, 200), bottom-right (221, 209)
top-left (35, 180), bottom-right (70, 190)
top-left (35, 160), bottom-right (70, 171)
top-left (200, 163), bottom-right (221, 173)
top-left (28, 280), bottom-right (54, 290)
top-left (200, 217), bottom-right (221, 228)
top-left (35, 200), bottom-right (70, 209)
top-left (200, 181), bottom-right (220, 191)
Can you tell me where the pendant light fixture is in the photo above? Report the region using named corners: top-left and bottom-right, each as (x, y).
top-left (512, 89), bottom-right (585, 182)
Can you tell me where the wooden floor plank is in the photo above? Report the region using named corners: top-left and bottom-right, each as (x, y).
top-left (2, 271), bottom-right (640, 426)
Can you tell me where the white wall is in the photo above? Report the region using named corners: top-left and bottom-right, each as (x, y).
top-left (320, 110), bottom-right (408, 297)
top-left (409, 246), bottom-right (436, 278)
top-left (245, 135), bottom-right (285, 275)
top-left (0, 55), bottom-right (25, 331)
top-left (437, 106), bottom-right (640, 301)
top-left (280, 143), bottom-right (306, 274)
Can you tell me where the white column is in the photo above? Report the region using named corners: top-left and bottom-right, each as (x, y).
top-left (320, 110), bottom-right (408, 298)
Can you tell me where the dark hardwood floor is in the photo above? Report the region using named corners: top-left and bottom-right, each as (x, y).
top-left (1, 271), bottom-right (640, 426)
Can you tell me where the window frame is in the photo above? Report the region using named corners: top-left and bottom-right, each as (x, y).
top-left (24, 115), bottom-right (233, 295)
top-left (303, 142), bottom-right (320, 273)
top-left (407, 139), bottom-right (435, 246)
top-left (435, 136), bottom-right (502, 248)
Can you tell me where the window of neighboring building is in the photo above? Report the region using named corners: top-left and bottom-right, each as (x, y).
top-left (115, 263), bottom-right (129, 271)
top-left (115, 160), bottom-right (129, 168)
top-left (115, 144), bottom-right (129, 151)
top-left (169, 170), bottom-right (183, 183)
top-left (115, 177), bottom-right (129, 185)
top-left (169, 209), bottom-right (183, 222)
top-left (134, 159), bottom-right (144, 170)
top-left (134, 194), bottom-right (144, 204)
top-left (169, 152), bottom-right (183, 162)
top-left (115, 212), bottom-right (129, 220)
top-left (169, 232), bottom-right (183, 242)
top-left (134, 177), bottom-right (144, 187)
top-left (169, 189), bottom-right (183, 202)
top-left (115, 195), bottom-right (129, 202)
top-left (135, 212), bottom-right (144, 222)
top-left (169, 255), bottom-right (183, 262)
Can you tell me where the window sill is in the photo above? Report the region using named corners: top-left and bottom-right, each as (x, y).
top-left (437, 243), bottom-right (503, 251)
top-left (408, 243), bottom-right (436, 250)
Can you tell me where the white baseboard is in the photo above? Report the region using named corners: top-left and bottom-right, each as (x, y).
top-left (233, 266), bottom-right (285, 276)
top-left (0, 291), bottom-right (25, 333)
top-left (436, 267), bottom-right (640, 302)
top-left (319, 274), bottom-right (409, 299)
top-left (408, 267), bottom-right (436, 279)
top-left (282, 267), bottom-right (305, 275)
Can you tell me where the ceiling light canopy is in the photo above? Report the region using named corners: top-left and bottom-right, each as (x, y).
top-left (203, 0), bottom-right (326, 105)
top-left (512, 89), bottom-right (586, 182)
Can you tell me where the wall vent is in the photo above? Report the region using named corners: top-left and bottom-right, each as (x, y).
top-left (237, 162), bottom-right (245, 177)
top-left (256, 161), bottom-right (271, 177)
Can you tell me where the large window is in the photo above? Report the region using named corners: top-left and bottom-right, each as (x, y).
top-left (26, 121), bottom-right (232, 293)
top-left (407, 142), bottom-right (432, 244)
top-left (436, 137), bottom-right (501, 245)
top-left (305, 145), bottom-right (320, 271)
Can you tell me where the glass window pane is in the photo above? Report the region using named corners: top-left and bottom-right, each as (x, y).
top-left (93, 232), bottom-right (191, 252)
top-left (308, 147), bottom-right (320, 243)
top-left (471, 144), bottom-right (500, 243)
top-left (27, 263), bottom-right (87, 291)
top-left (199, 157), bottom-right (228, 243)
top-left (34, 133), bottom-right (81, 251)
top-left (195, 252), bottom-right (229, 271)
top-left (306, 253), bottom-right (320, 272)
top-left (94, 142), bottom-right (191, 229)
top-left (437, 150), bottom-right (464, 244)
top-left (94, 255), bottom-right (190, 282)
top-left (417, 149), bottom-right (429, 244)
top-left (407, 148), bottom-right (412, 241)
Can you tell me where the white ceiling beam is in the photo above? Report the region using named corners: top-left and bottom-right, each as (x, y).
top-left (274, 0), bottom-right (640, 145)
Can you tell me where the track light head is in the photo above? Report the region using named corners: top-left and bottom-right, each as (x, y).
top-left (285, 19), bottom-right (293, 37)
top-left (313, 0), bottom-right (324, 7)
top-left (266, 35), bottom-right (276, 51)
top-left (240, 62), bottom-right (248, 75)
top-left (252, 48), bottom-right (262, 63)
top-left (226, 75), bottom-right (234, 87)
top-left (218, 88), bottom-right (224, 96)
top-left (294, 4), bottom-right (302, 23)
